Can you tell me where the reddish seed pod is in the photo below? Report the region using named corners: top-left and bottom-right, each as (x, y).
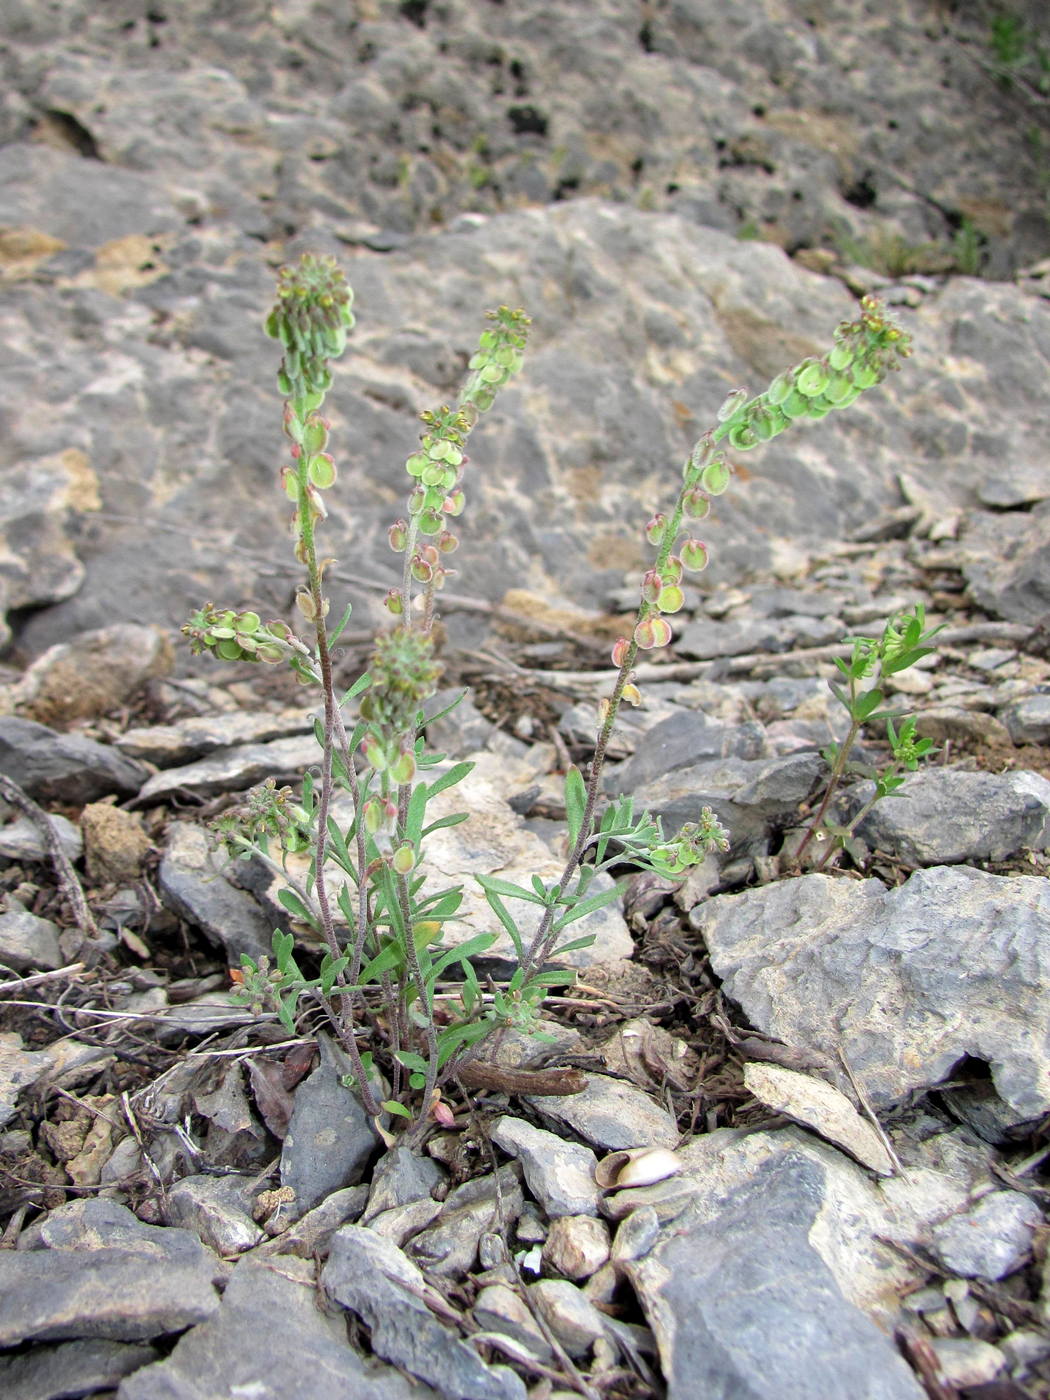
top-left (644, 513), bottom-right (667, 546)
top-left (611, 637), bottom-right (631, 667)
top-left (641, 569), bottom-right (662, 604)
top-left (634, 616), bottom-right (673, 650)
top-left (681, 538), bottom-right (709, 571)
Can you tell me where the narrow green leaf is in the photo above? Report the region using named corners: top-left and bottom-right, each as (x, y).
top-left (356, 939), bottom-right (404, 985)
top-left (382, 1099), bottom-right (413, 1118)
top-left (564, 764), bottom-right (587, 848)
top-left (853, 688), bottom-right (885, 721)
top-left (425, 761), bottom-right (475, 801)
top-left (413, 887), bottom-right (463, 921)
top-left (477, 886), bottom-right (525, 960)
top-left (421, 812), bottom-right (470, 837)
top-left (329, 603), bottom-right (354, 645)
top-left (552, 885), bottom-right (620, 932)
top-left (426, 931), bottom-right (497, 984)
top-left (277, 887), bottom-right (320, 930)
top-left (526, 968), bottom-right (576, 988)
top-left (475, 874), bottom-right (546, 905)
top-left (424, 689), bottom-right (467, 729)
top-left (531, 874), bottom-right (553, 902)
top-left (404, 782), bottom-right (428, 847)
top-left (552, 932), bottom-right (597, 955)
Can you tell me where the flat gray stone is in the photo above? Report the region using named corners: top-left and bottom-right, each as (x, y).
top-left (157, 821), bottom-right (274, 964)
top-left (0, 1338), bottom-right (159, 1400)
top-left (628, 1148), bottom-right (925, 1400)
top-left (844, 767), bottom-right (1050, 865)
top-left (929, 1190), bottom-right (1043, 1281)
top-left (0, 812), bottom-right (81, 864)
top-left (0, 1245), bottom-right (220, 1347)
top-left (279, 1036), bottom-right (380, 1215)
top-left (958, 504), bottom-right (1050, 629)
top-left (623, 751), bottom-right (824, 854)
top-left (362, 1144), bottom-right (445, 1223)
top-left (405, 1165), bottom-right (524, 1279)
top-left (0, 718), bottom-right (148, 805)
top-left (116, 707), bottom-right (315, 764)
top-left (528, 1073), bottom-right (679, 1152)
top-left (0, 1034), bottom-right (58, 1129)
top-left (0, 905), bottom-right (63, 972)
top-left (1000, 692), bottom-right (1050, 745)
top-left (119, 1256), bottom-right (425, 1400)
top-left (742, 1061), bottom-right (895, 1176)
top-left (607, 712), bottom-right (768, 793)
top-left (323, 1225), bottom-right (526, 1400)
top-left (491, 1116), bottom-right (601, 1217)
top-left (696, 866), bottom-right (1050, 1123)
top-left (137, 734), bottom-right (320, 803)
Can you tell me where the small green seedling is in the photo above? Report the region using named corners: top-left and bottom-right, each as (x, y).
top-left (792, 606), bottom-right (943, 872)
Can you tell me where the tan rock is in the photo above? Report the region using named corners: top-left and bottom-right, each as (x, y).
top-left (81, 802), bottom-right (152, 885)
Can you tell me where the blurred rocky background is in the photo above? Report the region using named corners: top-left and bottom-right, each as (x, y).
top-left (0, 0), bottom-right (1047, 664)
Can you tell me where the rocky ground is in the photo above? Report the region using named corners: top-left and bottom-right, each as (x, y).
top-left (1, 2), bottom-right (1050, 1398)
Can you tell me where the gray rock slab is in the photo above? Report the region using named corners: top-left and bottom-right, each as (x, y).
top-left (1001, 691), bottom-right (1050, 745)
top-left (279, 1035), bottom-right (380, 1215)
top-left (0, 1033), bottom-right (56, 1129)
top-left (0, 718), bottom-right (148, 804)
top-left (541, 1215), bottom-right (611, 1281)
top-left (0, 905), bottom-right (63, 972)
top-left (473, 1283), bottom-right (554, 1363)
top-left (622, 751), bottom-right (824, 854)
top-left (406, 1165), bottom-right (524, 1279)
top-left (165, 1174), bottom-right (264, 1256)
top-left (137, 733), bottom-right (320, 802)
top-left (0, 448), bottom-right (93, 650)
top-left (958, 503), bottom-right (1050, 628)
top-left (0, 1246), bottom-right (220, 1347)
top-left (695, 866), bottom-right (1050, 1122)
top-left (116, 707), bottom-right (315, 764)
top-left (742, 1061), bottom-right (895, 1177)
top-left (250, 1184), bottom-right (369, 1260)
top-left (527, 1073), bottom-right (679, 1152)
top-left (628, 1148), bottom-right (925, 1400)
top-left (118, 1256), bottom-right (426, 1400)
top-left (11, 623), bottom-right (173, 727)
top-left (606, 711), bottom-right (768, 793)
top-left (157, 821), bottom-right (275, 964)
top-left (844, 767), bottom-right (1050, 865)
top-left (0, 812), bottom-right (81, 863)
top-left (0, 1338), bottom-right (159, 1400)
top-left (362, 1143), bottom-right (445, 1223)
top-left (491, 1115), bottom-right (601, 1217)
top-left (527, 1279), bottom-right (608, 1358)
top-left (323, 1225), bottom-right (527, 1400)
top-left (929, 1190), bottom-right (1043, 1281)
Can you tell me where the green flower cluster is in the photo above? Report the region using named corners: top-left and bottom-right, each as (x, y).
top-left (712, 295), bottom-right (912, 452)
top-left (459, 306), bottom-right (530, 413)
top-left (265, 254), bottom-right (355, 404)
top-left (648, 806), bottom-right (731, 876)
top-left (211, 777), bottom-right (312, 858)
top-left (360, 625), bottom-right (442, 736)
top-left (182, 604), bottom-right (307, 665)
top-left (400, 405), bottom-right (473, 540)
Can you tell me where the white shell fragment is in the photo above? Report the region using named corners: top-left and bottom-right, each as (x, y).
top-left (594, 1147), bottom-right (683, 1191)
top-left (743, 1061), bottom-right (896, 1177)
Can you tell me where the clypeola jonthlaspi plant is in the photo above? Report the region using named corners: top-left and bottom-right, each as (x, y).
top-left (790, 605), bottom-right (943, 872)
top-left (183, 259), bottom-right (913, 1138)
